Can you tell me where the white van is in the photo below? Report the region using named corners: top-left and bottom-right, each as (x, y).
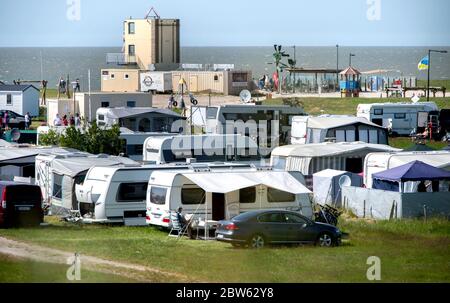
top-left (143, 134), bottom-right (261, 165)
top-left (146, 168), bottom-right (312, 228)
top-left (357, 102), bottom-right (439, 135)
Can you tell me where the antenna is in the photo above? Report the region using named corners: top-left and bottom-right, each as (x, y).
top-left (338, 175), bottom-right (351, 189)
top-left (145, 7), bottom-right (160, 19)
top-left (239, 90), bottom-right (252, 103)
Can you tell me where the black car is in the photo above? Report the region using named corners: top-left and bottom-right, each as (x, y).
top-left (215, 210), bottom-right (342, 248)
top-left (0, 181), bottom-right (43, 228)
top-left (0, 110), bottom-right (26, 129)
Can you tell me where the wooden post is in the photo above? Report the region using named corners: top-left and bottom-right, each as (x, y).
top-left (66, 75), bottom-right (71, 99)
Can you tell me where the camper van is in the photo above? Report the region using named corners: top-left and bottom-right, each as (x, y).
top-left (291, 115), bottom-right (389, 145)
top-left (363, 151), bottom-right (450, 188)
top-left (146, 168), bottom-right (312, 228)
top-left (143, 134), bottom-right (261, 164)
top-left (356, 102), bottom-right (439, 136)
top-left (75, 163), bottom-right (253, 225)
top-left (202, 104), bottom-right (306, 156)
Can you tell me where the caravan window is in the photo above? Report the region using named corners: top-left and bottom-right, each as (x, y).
top-left (267, 188), bottom-right (295, 203)
top-left (117, 182), bottom-right (148, 202)
top-left (394, 113), bottom-right (406, 119)
top-left (239, 187), bottom-right (256, 203)
top-left (52, 173), bottom-right (63, 200)
top-left (150, 187), bottom-right (167, 205)
top-left (374, 109), bottom-right (383, 115)
top-left (181, 188), bottom-right (205, 205)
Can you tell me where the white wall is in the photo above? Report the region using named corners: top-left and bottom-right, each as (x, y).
top-left (0, 92), bottom-right (23, 114)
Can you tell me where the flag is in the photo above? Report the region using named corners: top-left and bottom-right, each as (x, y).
top-left (418, 56), bottom-right (429, 70)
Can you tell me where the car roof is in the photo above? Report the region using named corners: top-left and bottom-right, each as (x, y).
top-left (233, 209), bottom-right (306, 220)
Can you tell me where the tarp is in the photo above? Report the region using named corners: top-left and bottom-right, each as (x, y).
top-left (313, 169), bottom-right (363, 206)
top-left (373, 160), bottom-right (450, 182)
top-left (183, 171), bottom-right (311, 195)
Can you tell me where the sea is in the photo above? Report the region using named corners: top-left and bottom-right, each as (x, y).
top-left (0, 46), bottom-right (449, 91)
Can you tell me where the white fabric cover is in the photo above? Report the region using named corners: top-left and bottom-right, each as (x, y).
top-left (313, 169), bottom-right (363, 206)
top-left (183, 171), bottom-right (311, 195)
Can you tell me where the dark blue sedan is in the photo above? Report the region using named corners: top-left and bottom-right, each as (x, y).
top-left (215, 210), bottom-right (343, 248)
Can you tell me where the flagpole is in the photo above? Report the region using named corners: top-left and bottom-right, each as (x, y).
top-left (427, 50), bottom-right (431, 101)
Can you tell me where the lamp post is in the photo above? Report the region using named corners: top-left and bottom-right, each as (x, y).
top-left (427, 49), bottom-right (448, 101)
top-left (336, 44), bottom-right (339, 90)
top-left (349, 53), bottom-right (355, 67)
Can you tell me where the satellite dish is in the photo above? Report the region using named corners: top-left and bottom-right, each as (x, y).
top-left (239, 90), bottom-right (252, 103)
top-left (10, 128), bottom-right (21, 142)
top-left (411, 95), bottom-right (420, 103)
top-left (338, 175), bottom-right (351, 189)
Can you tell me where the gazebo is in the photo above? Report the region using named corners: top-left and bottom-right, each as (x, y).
top-left (372, 160), bottom-right (450, 192)
top-left (339, 66), bottom-right (361, 98)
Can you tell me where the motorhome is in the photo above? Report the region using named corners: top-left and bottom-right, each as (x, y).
top-left (291, 115), bottom-right (388, 145)
top-left (199, 104), bottom-right (307, 156)
top-left (363, 151), bottom-right (450, 188)
top-left (142, 134), bottom-right (262, 164)
top-left (356, 102), bottom-right (439, 136)
top-left (75, 163), bottom-right (253, 225)
top-left (146, 168), bottom-right (312, 228)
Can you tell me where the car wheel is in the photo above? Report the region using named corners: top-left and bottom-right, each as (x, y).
top-left (317, 233), bottom-right (334, 247)
top-left (249, 234), bottom-right (265, 249)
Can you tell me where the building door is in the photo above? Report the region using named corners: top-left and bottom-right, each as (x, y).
top-left (212, 193), bottom-right (225, 221)
top-left (189, 76), bottom-right (198, 92)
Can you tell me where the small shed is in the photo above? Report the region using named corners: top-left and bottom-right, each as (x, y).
top-left (0, 84), bottom-right (40, 116)
top-left (313, 169), bottom-right (363, 207)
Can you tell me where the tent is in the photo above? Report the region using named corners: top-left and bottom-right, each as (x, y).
top-left (405, 144), bottom-right (434, 152)
top-left (372, 160), bottom-right (450, 192)
top-left (313, 169), bottom-right (363, 207)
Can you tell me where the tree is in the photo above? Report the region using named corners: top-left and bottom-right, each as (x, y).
top-left (38, 122), bottom-right (125, 156)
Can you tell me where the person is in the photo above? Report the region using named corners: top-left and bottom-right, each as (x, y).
top-left (24, 112), bottom-right (31, 130)
top-left (73, 78), bottom-right (81, 92)
top-left (53, 114), bottom-right (62, 126)
top-left (168, 93), bottom-right (175, 109)
top-left (74, 113), bottom-right (81, 126)
top-left (3, 111), bottom-right (9, 130)
top-left (69, 115), bottom-right (75, 126)
top-left (176, 207), bottom-right (188, 229)
top-left (179, 97), bottom-right (186, 117)
top-left (418, 181), bottom-right (426, 192)
top-left (62, 115), bottom-right (68, 126)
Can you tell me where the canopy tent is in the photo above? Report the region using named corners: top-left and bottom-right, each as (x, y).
top-left (183, 171), bottom-right (311, 195)
top-left (373, 160), bottom-right (450, 192)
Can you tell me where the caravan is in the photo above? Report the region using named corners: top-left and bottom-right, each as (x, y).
top-left (356, 102), bottom-right (439, 136)
top-left (146, 168), bottom-right (312, 228)
top-left (143, 134), bottom-right (262, 164)
top-left (75, 163), bottom-right (252, 225)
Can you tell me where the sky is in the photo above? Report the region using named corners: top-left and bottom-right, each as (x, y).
top-left (0, 0), bottom-right (449, 47)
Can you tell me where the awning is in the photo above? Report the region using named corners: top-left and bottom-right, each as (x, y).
top-left (182, 171), bottom-right (311, 194)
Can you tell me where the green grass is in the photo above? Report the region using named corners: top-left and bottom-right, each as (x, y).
top-left (0, 216), bottom-right (448, 283)
top-left (264, 97), bottom-right (449, 116)
top-left (388, 137), bottom-right (448, 150)
top-left (417, 79), bottom-right (450, 88)
top-left (0, 254), bottom-right (135, 283)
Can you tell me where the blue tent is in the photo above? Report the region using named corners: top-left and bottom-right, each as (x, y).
top-left (372, 160), bottom-right (450, 191)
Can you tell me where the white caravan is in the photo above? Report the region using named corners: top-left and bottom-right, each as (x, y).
top-left (363, 151), bottom-right (450, 188)
top-left (146, 168), bottom-right (312, 228)
top-left (140, 71), bottom-right (173, 93)
top-left (143, 134), bottom-right (262, 165)
top-left (356, 102), bottom-right (439, 135)
top-left (76, 163), bottom-right (253, 225)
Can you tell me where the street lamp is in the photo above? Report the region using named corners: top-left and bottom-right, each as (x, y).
top-left (427, 49), bottom-right (448, 101)
top-left (336, 44), bottom-right (339, 90)
top-left (349, 53), bottom-right (356, 67)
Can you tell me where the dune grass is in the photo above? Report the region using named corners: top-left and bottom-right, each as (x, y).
top-left (0, 216), bottom-right (448, 283)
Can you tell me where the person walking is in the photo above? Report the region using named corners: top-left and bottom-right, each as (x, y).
top-left (168, 93), bottom-right (175, 109)
top-left (3, 111), bottom-right (9, 130)
top-left (74, 113), bottom-right (81, 126)
top-left (24, 112), bottom-right (31, 130)
top-left (53, 114), bottom-right (62, 126)
top-left (179, 97), bottom-right (186, 117)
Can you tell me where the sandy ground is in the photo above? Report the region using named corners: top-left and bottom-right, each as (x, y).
top-left (0, 236), bottom-right (193, 282)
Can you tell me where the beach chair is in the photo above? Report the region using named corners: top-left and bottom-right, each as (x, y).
top-left (168, 211), bottom-right (188, 238)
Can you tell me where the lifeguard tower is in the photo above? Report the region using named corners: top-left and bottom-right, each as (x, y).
top-left (339, 66), bottom-right (361, 97)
